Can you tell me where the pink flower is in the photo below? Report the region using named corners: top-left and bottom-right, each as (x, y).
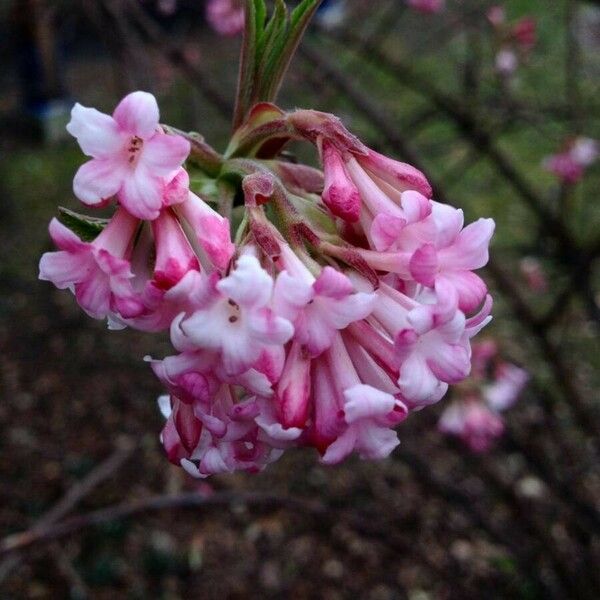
top-left (206, 0), bottom-right (245, 37)
top-left (438, 397), bottom-right (504, 453)
top-left (173, 252), bottom-right (294, 375)
top-left (320, 144), bottom-right (432, 225)
top-left (273, 245), bottom-right (376, 357)
top-left (484, 363), bottom-right (529, 411)
top-left (321, 140), bottom-right (361, 222)
top-left (387, 281), bottom-right (471, 406)
top-left (176, 192), bottom-right (235, 271)
top-left (173, 392), bottom-right (285, 478)
top-left (487, 6), bottom-right (505, 27)
top-left (495, 48), bottom-right (518, 75)
top-left (273, 340), bottom-right (312, 429)
top-left (322, 384), bottom-right (404, 463)
top-left (158, 395), bottom-right (202, 465)
top-left (543, 137), bottom-right (598, 184)
top-left (407, 0), bottom-right (445, 14)
top-left (67, 91), bottom-right (190, 220)
top-left (356, 203), bottom-right (494, 314)
top-left (319, 335), bottom-right (406, 462)
top-left (150, 349), bottom-right (273, 406)
top-left (512, 17), bottom-right (536, 52)
top-left (408, 204), bottom-right (495, 312)
top-left (519, 257), bottom-right (548, 293)
top-left (150, 208), bottom-right (200, 291)
top-left (438, 342), bottom-right (527, 452)
top-left (39, 209), bottom-right (145, 320)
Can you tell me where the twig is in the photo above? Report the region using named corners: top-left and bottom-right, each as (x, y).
top-left (315, 26), bottom-right (580, 254)
top-left (125, 0), bottom-right (233, 120)
top-left (395, 451), bottom-right (561, 599)
top-left (0, 440), bottom-right (135, 582)
top-left (487, 260), bottom-right (599, 440)
top-left (0, 492), bottom-right (326, 558)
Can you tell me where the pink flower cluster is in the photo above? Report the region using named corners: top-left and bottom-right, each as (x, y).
top-left (487, 6), bottom-right (536, 76)
top-left (40, 93), bottom-right (496, 477)
top-left (543, 137), bottom-right (599, 184)
top-left (438, 340), bottom-right (528, 452)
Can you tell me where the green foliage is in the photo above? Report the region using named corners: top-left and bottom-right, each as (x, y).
top-left (233, 0), bottom-right (323, 128)
top-left (58, 207), bottom-right (108, 241)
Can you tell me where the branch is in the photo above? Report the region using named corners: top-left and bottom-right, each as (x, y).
top-left (315, 26), bottom-right (580, 255)
top-left (0, 492), bottom-right (326, 558)
top-left (124, 0), bottom-right (233, 119)
top-left (0, 440), bottom-right (135, 582)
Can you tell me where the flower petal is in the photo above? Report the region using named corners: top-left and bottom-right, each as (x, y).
top-left (142, 133), bottom-right (191, 177)
top-left (73, 159), bottom-right (126, 207)
top-left (112, 91), bottom-right (159, 138)
top-left (217, 254), bottom-right (273, 308)
top-left (67, 103), bottom-right (123, 158)
top-left (118, 165), bottom-right (163, 220)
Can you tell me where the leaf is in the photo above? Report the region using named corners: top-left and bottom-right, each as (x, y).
top-left (263, 0), bottom-right (322, 101)
top-left (254, 0), bottom-right (267, 34)
top-left (256, 0), bottom-right (288, 80)
top-left (58, 207), bottom-right (108, 241)
top-left (233, 0), bottom-right (322, 128)
top-left (233, 0), bottom-right (260, 129)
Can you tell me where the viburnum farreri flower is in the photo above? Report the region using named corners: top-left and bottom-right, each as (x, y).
top-left (39, 8), bottom-right (498, 477)
top-left (438, 340), bottom-right (528, 452)
top-left (67, 91), bottom-right (190, 220)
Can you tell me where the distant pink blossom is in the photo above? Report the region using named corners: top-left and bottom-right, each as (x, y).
top-left (543, 137), bottom-right (599, 184)
top-left (519, 257), bottom-right (548, 293)
top-left (438, 396), bottom-right (505, 452)
top-left (206, 0), bottom-right (245, 37)
top-left (484, 363), bottom-right (529, 411)
top-left (495, 49), bottom-right (518, 75)
top-left (488, 8), bottom-right (537, 76)
top-left (512, 17), bottom-right (536, 51)
top-left (67, 91), bottom-right (190, 220)
top-left (438, 341), bottom-right (528, 452)
top-left (407, 0), bottom-right (445, 14)
top-left (487, 6), bottom-right (505, 27)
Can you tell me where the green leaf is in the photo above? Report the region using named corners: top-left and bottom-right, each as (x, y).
top-left (254, 0), bottom-right (267, 34)
top-left (263, 0), bottom-right (322, 101)
top-left (233, 0), bottom-right (260, 129)
top-left (256, 0), bottom-right (287, 73)
top-left (58, 207), bottom-right (108, 241)
top-left (233, 0), bottom-right (322, 129)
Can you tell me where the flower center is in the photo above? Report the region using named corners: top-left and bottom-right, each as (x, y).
top-left (127, 136), bottom-right (144, 166)
top-left (227, 298), bottom-right (240, 323)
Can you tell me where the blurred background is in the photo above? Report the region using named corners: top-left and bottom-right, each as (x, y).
top-left (0, 0), bottom-right (599, 598)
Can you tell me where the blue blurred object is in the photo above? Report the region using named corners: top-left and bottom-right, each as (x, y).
top-left (315, 0), bottom-right (348, 29)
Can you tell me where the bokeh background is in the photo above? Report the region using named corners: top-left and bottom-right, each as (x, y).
top-left (1, 1), bottom-right (599, 598)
